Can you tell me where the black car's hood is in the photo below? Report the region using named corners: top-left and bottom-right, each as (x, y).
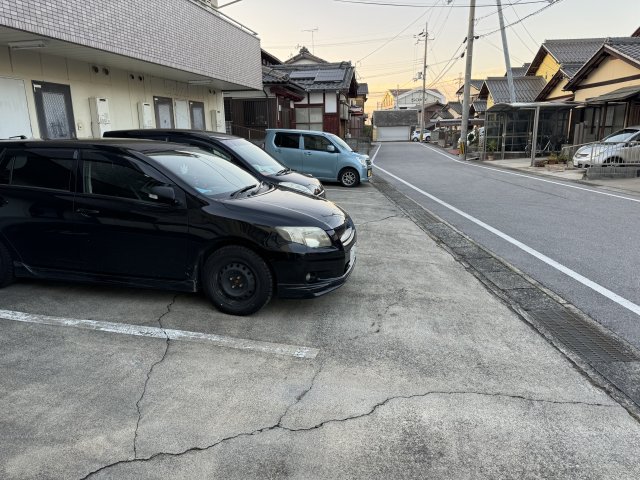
top-left (219, 187), bottom-right (346, 231)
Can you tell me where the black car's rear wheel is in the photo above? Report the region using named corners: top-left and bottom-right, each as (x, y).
top-left (0, 242), bottom-right (14, 288)
top-left (203, 246), bottom-right (273, 316)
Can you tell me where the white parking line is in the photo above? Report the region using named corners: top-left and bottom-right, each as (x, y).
top-left (0, 309), bottom-right (319, 359)
top-left (372, 146), bottom-right (640, 318)
top-left (420, 143), bottom-right (640, 204)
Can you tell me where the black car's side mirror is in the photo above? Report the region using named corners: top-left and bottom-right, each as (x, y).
top-left (149, 185), bottom-right (177, 205)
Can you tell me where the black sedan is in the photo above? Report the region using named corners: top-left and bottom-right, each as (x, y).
top-left (0, 139), bottom-right (355, 315)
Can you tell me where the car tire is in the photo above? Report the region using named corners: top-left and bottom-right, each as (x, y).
top-left (412, 137), bottom-right (419, 142)
top-left (202, 245), bottom-right (273, 316)
top-left (339, 168), bottom-right (360, 187)
top-left (0, 241), bottom-right (14, 288)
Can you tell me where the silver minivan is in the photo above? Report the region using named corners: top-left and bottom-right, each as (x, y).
top-left (264, 129), bottom-right (372, 187)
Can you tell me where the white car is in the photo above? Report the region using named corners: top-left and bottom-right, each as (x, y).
top-left (411, 129), bottom-right (431, 142)
top-left (573, 126), bottom-right (640, 167)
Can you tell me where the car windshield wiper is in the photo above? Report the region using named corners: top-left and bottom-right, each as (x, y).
top-left (275, 168), bottom-right (291, 176)
top-left (230, 183), bottom-right (259, 198)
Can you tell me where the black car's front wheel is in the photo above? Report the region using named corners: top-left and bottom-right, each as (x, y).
top-left (203, 246), bottom-right (273, 316)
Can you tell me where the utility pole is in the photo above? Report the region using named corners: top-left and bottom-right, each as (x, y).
top-left (460, 0), bottom-right (476, 160)
top-left (419, 21), bottom-right (431, 142)
top-left (497, 0), bottom-right (516, 103)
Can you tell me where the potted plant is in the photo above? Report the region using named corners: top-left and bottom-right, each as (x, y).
top-left (486, 140), bottom-right (497, 160)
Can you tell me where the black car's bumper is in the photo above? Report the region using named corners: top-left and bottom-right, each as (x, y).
top-left (274, 243), bottom-right (356, 299)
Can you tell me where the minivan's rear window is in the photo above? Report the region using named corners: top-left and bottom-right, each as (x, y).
top-left (0, 148), bottom-right (74, 190)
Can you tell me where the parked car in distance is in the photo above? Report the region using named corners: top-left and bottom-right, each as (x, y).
top-left (572, 126), bottom-right (640, 167)
top-left (264, 129), bottom-right (372, 187)
top-left (0, 139), bottom-right (357, 315)
top-left (104, 129), bottom-right (325, 198)
top-left (411, 129), bottom-right (431, 142)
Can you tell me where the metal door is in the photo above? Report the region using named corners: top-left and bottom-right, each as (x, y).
top-left (32, 81), bottom-right (76, 139)
top-left (174, 99), bottom-right (190, 129)
top-left (154, 96), bottom-right (175, 128)
top-left (189, 101), bottom-right (206, 130)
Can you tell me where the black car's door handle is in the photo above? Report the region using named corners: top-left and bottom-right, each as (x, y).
top-left (76, 208), bottom-right (100, 217)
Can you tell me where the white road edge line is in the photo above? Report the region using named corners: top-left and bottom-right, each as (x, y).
top-left (0, 309), bottom-right (319, 359)
top-left (420, 143), bottom-right (640, 204)
top-left (371, 147), bottom-right (640, 318)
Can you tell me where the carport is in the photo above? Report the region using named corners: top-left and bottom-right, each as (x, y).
top-left (484, 101), bottom-right (578, 164)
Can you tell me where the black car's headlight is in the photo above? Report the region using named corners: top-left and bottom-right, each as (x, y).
top-left (276, 226), bottom-right (332, 248)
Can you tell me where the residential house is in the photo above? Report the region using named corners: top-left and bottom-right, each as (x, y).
top-left (564, 37), bottom-right (640, 142)
top-left (380, 87), bottom-right (445, 112)
top-left (455, 79), bottom-right (484, 103)
top-left (508, 64), bottom-right (531, 78)
top-left (348, 83), bottom-right (369, 138)
top-left (266, 48), bottom-right (360, 138)
top-left (0, 0), bottom-right (260, 139)
top-left (223, 50), bottom-right (306, 141)
top-left (380, 88), bottom-right (411, 109)
top-left (479, 76), bottom-right (547, 110)
top-left (525, 38), bottom-right (605, 102)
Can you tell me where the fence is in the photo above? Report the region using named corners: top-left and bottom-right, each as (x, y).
top-left (226, 124), bottom-right (266, 145)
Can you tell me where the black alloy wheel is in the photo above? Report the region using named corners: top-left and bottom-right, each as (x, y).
top-left (339, 168), bottom-right (360, 188)
top-left (0, 242), bottom-right (14, 288)
top-left (203, 245), bottom-right (273, 316)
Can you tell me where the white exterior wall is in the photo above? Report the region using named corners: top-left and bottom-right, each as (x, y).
top-left (0, 47), bottom-right (225, 138)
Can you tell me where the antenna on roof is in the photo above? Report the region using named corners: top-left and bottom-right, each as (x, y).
top-left (302, 27), bottom-right (319, 54)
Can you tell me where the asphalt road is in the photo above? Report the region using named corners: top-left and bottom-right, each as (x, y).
top-left (373, 142), bottom-right (640, 350)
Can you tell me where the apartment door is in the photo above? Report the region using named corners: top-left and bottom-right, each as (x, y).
top-left (189, 101), bottom-right (206, 130)
top-left (32, 81), bottom-right (76, 139)
top-left (154, 96), bottom-right (175, 128)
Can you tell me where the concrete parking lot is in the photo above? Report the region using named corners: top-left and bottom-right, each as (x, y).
top-left (2, 181), bottom-right (640, 479)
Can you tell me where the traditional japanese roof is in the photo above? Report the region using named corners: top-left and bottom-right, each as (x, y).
top-left (357, 83), bottom-right (369, 96)
top-left (471, 100), bottom-right (487, 114)
top-left (373, 109), bottom-right (418, 127)
top-left (565, 37), bottom-right (640, 90)
top-left (480, 76), bottom-right (546, 103)
top-left (261, 49), bottom-right (282, 66)
top-left (455, 79), bottom-right (484, 96)
top-left (431, 107), bottom-right (454, 120)
top-left (447, 101), bottom-right (463, 115)
top-left (262, 66), bottom-right (290, 84)
top-left (284, 46), bottom-right (328, 65)
top-left (507, 63), bottom-right (530, 77)
top-left (632, 26), bottom-right (640, 38)
top-left (269, 62), bottom-right (356, 92)
top-left (526, 38), bottom-right (605, 77)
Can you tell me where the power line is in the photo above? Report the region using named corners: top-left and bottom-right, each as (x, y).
top-left (477, 0), bottom-right (566, 37)
top-left (334, 0), bottom-right (550, 7)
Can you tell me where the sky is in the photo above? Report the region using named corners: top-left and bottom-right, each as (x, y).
top-left (223, 0), bottom-right (639, 113)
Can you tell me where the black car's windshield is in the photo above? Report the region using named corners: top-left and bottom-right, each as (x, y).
top-left (223, 138), bottom-right (286, 175)
top-left (147, 149), bottom-right (259, 198)
top-left (603, 129), bottom-right (640, 143)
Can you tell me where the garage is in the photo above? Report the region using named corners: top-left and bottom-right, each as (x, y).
top-left (376, 125), bottom-right (411, 142)
top-left (372, 109), bottom-right (418, 142)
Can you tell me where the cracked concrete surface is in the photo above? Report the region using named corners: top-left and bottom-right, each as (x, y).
top-left (1, 183), bottom-right (640, 479)
top-left (132, 295), bottom-right (178, 459)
